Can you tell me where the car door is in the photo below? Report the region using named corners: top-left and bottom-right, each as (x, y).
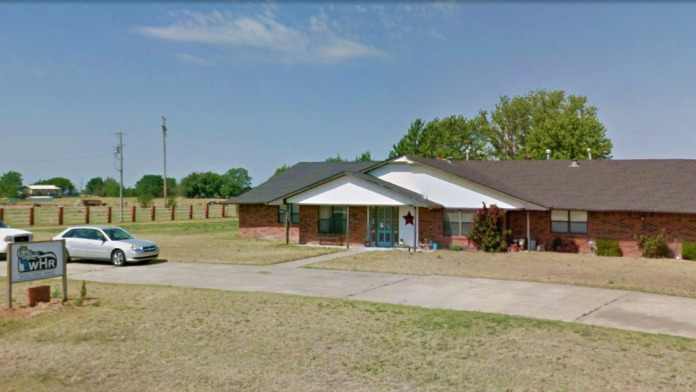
top-left (64, 229), bottom-right (91, 259)
top-left (81, 229), bottom-right (111, 260)
top-left (91, 229), bottom-right (113, 260)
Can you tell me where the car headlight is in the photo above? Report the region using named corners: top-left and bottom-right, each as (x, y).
top-left (133, 247), bottom-right (145, 253)
top-left (4, 236), bottom-right (12, 242)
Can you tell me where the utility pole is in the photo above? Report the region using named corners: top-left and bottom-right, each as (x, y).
top-left (115, 132), bottom-right (125, 222)
top-left (161, 116), bottom-right (168, 203)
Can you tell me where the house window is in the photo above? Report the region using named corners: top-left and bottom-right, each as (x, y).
top-left (443, 210), bottom-right (474, 236)
top-left (551, 210), bottom-right (588, 234)
top-left (318, 206), bottom-right (346, 234)
top-left (278, 204), bottom-right (300, 225)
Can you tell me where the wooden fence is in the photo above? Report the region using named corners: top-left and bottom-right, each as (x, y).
top-left (0, 204), bottom-right (237, 227)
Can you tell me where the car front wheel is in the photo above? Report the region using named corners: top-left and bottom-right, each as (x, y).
top-left (111, 249), bottom-right (126, 267)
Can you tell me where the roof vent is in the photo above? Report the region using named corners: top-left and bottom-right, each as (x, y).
top-left (569, 160), bottom-right (580, 168)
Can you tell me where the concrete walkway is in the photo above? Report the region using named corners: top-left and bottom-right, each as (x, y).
top-left (4, 254), bottom-right (696, 339)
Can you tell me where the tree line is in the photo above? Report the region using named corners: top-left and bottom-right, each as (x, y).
top-left (0, 168), bottom-right (252, 203)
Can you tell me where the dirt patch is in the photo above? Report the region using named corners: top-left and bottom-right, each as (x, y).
top-left (0, 299), bottom-right (66, 320)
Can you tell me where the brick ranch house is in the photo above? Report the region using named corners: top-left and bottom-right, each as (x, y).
top-left (229, 156), bottom-right (696, 257)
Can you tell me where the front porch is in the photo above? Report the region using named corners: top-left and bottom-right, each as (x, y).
top-left (292, 205), bottom-right (421, 249)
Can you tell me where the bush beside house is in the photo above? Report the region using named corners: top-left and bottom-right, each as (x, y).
top-left (595, 239), bottom-right (622, 257)
top-left (682, 241), bottom-right (696, 261)
top-left (638, 232), bottom-right (671, 258)
top-left (469, 204), bottom-right (509, 252)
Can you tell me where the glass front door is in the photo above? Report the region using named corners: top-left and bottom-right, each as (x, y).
top-left (372, 207), bottom-right (398, 247)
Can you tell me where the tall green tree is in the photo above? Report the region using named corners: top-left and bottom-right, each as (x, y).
top-left (0, 171), bottom-right (23, 199)
top-left (487, 95), bottom-right (532, 160)
top-left (523, 91), bottom-right (612, 160)
top-left (180, 172), bottom-right (223, 198)
top-left (389, 119), bottom-right (425, 158)
top-left (35, 177), bottom-right (76, 196)
top-left (103, 177), bottom-right (121, 197)
top-left (134, 175), bottom-right (176, 198)
top-left (389, 116), bottom-right (490, 160)
top-left (487, 90), bottom-right (612, 160)
top-left (220, 168), bottom-right (252, 198)
top-left (84, 177), bottom-right (105, 196)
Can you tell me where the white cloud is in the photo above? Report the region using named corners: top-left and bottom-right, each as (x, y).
top-left (317, 38), bottom-right (383, 62)
top-left (135, 10), bottom-right (385, 64)
top-left (175, 52), bottom-right (213, 66)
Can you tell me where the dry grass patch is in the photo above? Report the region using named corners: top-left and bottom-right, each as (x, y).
top-left (2, 279), bottom-right (696, 391)
top-left (312, 250), bottom-right (696, 298)
top-left (151, 232), bottom-right (337, 265)
top-left (28, 220), bottom-right (337, 265)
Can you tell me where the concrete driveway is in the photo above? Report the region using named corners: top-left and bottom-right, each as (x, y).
top-left (4, 254), bottom-right (696, 339)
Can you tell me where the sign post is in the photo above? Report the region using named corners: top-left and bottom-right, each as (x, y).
top-left (6, 240), bottom-right (67, 309)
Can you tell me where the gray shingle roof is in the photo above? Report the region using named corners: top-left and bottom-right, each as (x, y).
top-left (231, 156), bottom-right (696, 214)
top-left (409, 156), bottom-right (696, 214)
top-left (229, 161), bottom-right (375, 204)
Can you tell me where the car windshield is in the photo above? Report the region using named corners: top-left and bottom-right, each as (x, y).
top-left (0, 220), bottom-right (7, 228)
top-left (102, 228), bottom-right (133, 241)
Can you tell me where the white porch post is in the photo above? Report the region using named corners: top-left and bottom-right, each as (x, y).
top-left (526, 210), bottom-right (531, 251)
top-left (345, 205), bottom-right (350, 249)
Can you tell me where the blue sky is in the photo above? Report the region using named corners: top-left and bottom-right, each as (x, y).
top-left (2, 2), bottom-right (696, 187)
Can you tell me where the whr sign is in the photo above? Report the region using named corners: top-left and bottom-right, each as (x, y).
top-left (7, 240), bottom-right (67, 308)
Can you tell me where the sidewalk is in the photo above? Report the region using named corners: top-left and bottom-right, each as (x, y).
top-left (4, 256), bottom-right (696, 339)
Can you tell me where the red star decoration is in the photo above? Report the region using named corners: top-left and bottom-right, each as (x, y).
top-left (403, 211), bottom-right (414, 225)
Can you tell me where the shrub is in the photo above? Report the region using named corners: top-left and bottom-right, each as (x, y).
top-left (165, 196), bottom-right (177, 209)
top-left (469, 204), bottom-right (509, 252)
top-left (638, 232), bottom-right (671, 258)
top-left (449, 244), bottom-right (464, 251)
top-left (137, 193), bottom-right (154, 208)
top-left (549, 237), bottom-right (579, 253)
top-left (682, 241), bottom-right (696, 261)
top-left (76, 280), bottom-right (87, 306)
top-left (595, 239), bottom-right (622, 257)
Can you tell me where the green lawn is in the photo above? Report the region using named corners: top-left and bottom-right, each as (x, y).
top-left (2, 279), bottom-right (696, 391)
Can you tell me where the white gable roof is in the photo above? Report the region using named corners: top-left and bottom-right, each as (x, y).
top-left (286, 175), bottom-right (418, 206)
top-left (369, 161), bottom-right (532, 209)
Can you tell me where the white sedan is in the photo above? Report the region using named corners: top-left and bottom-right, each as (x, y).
top-left (0, 220), bottom-right (33, 260)
top-left (53, 226), bottom-right (159, 266)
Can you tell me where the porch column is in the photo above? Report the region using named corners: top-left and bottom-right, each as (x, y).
top-left (345, 205), bottom-right (350, 249)
top-left (284, 202), bottom-right (290, 245)
top-left (526, 210), bottom-right (531, 251)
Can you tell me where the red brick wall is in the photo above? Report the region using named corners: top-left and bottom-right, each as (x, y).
top-left (299, 206), bottom-right (367, 246)
top-left (418, 208), bottom-right (476, 249)
top-left (508, 210), bottom-right (696, 257)
top-left (238, 204), bottom-right (299, 242)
